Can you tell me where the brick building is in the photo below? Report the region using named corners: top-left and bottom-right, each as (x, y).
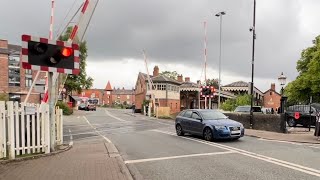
top-left (0, 39), bottom-right (46, 103)
top-left (76, 81), bottom-right (135, 106)
top-left (263, 83), bottom-right (281, 111)
top-left (135, 66), bottom-right (181, 114)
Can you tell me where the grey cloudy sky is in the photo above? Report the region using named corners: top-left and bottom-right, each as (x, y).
top-left (1, 0), bottom-right (320, 92)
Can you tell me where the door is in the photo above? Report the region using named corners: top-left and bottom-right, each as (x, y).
top-left (189, 111), bottom-right (203, 135)
top-left (181, 110), bottom-right (192, 132)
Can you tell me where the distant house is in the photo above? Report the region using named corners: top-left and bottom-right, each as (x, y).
top-left (263, 83), bottom-right (281, 111)
top-left (75, 81), bottom-right (135, 106)
top-left (135, 66), bottom-right (181, 114)
top-left (222, 81), bottom-right (264, 106)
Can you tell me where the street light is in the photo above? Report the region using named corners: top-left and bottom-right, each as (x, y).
top-left (278, 72), bottom-right (287, 114)
top-left (249, 0), bottom-right (256, 128)
top-left (215, 11), bottom-right (226, 109)
top-left (278, 72), bottom-right (287, 95)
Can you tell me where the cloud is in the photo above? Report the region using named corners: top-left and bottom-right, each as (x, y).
top-left (1, 0), bottom-right (319, 91)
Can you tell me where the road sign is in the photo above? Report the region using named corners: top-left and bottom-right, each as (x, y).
top-left (200, 86), bottom-right (215, 98)
top-left (21, 34), bottom-right (80, 75)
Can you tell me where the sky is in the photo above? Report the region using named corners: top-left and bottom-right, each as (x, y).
top-left (1, 0), bottom-right (320, 92)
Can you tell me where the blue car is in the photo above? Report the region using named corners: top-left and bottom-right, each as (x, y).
top-left (175, 109), bottom-right (244, 141)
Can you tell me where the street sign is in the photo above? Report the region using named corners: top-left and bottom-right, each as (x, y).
top-left (25, 106), bottom-right (36, 115)
top-left (21, 34), bottom-right (80, 75)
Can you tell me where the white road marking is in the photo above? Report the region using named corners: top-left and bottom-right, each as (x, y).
top-left (125, 151), bottom-right (235, 164)
top-left (105, 109), bottom-right (127, 122)
top-left (64, 123), bottom-right (162, 137)
top-left (83, 116), bottom-right (111, 143)
top-left (152, 130), bottom-right (320, 177)
top-left (258, 138), bottom-right (302, 145)
top-left (68, 129), bottom-right (73, 146)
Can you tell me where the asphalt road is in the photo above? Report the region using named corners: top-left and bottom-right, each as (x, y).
top-left (64, 108), bottom-right (320, 180)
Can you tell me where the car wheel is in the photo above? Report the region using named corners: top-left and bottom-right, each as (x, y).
top-left (203, 127), bottom-right (213, 141)
top-left (287, 118), bottom-right (296, 127)
top-left (176, 124), bottom-right (184, 136)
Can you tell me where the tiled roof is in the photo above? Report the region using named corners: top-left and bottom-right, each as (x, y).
top-left (105, 81), bottom-right (112, 91)
top-left (223, 81), bottom-right (249, 87)
top-left (180, 81), bottom-right (199, 88)
top-left (151, 75), bottom-right (181, 85)
top-left (8, 44), bottom-right (21, 55)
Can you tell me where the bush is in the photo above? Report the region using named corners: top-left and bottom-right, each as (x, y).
top-left (56, 101), bottom-right (73, 115)
top-left (0, 93), bottom-right (8, 101)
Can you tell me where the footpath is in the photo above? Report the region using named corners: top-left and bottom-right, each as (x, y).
top-left (0, 111), bottom-right (133, 180)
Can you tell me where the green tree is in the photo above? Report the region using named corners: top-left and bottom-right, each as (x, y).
top-left (285, 35), bottom-right (320, 103)
top-left (203, 79), bottom-right (219, 89)
top-left (59, 27), bottom-right (93, 95)
top-left (220, 94), bottom-right (251, 111)
top-left (160, 71), bottom-right (178, 80)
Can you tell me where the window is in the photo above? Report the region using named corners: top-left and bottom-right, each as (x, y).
top-left (127, 95), bottom-right (130, 99)
top-left (107, 91), bottom-right (110, 95)
top-left (191, 112), bottom-right (201, 120)
top-left (25, 69), bottom-right (32, 75)
top-left (25, 78), bottom-right (32, 87)
top-left (183, 110), bottom-right (192, 118)
top-left (117, 95), bottom-right (120, 99)
top-left (178, 111), bottom-right (186, 117)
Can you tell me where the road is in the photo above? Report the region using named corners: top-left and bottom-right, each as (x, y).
top-left (64, 108), bottom-right (320, 180)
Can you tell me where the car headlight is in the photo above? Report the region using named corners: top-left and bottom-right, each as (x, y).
top-left (214, 126), bottom-right (226, 130)
top-left (239, 124), bottom-right (244, 129)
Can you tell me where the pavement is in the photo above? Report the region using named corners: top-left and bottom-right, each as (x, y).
top-left (245, 128), bottom-right (320, 144)
top-left (0, 111), bottom-right (133, 180)
top-left (1, 108), bottom-right (320, 180)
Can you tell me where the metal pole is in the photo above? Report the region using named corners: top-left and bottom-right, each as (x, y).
top-left (48, 72), bottom-right (56, 151)
top-left (309, 96), bottom-right (312, 132)
top-left (218, 15), bottom-right (223, 109)
top-left (250, 0), bottom-right (256, 128)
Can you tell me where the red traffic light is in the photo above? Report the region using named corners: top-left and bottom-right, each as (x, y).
top-left (61, 47), bottom-right (73, 57)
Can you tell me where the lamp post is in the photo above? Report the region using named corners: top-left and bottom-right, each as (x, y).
top-left (249, 0), bottom-right (256, 128)
top-left (278, 72), bottom-right (287, 113)
top-left (215, 11), bottom-right (226, 109)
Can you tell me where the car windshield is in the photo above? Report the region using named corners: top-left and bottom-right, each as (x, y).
top-left (201, 111), bottom-right (227, 120)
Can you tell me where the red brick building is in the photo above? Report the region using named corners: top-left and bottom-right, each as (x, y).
top-left (135, 66), bottom-right (181, 114)
top-left (263, 83), bottom-right (281, 111)
top-left (0, 39), bottom-right (46, 103)
top-left (76, 81), bottom-right (135, 106)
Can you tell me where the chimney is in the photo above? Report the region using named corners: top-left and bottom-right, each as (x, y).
top-left (153, 66), bottom-right (159, 77)
top-left (177, 74), bottom-right (183, 82)
top-left (185, 77), bottom-right (190, 82)
top-left (122, 87), bottom-right (125, 90)
top-left (271, 83), bottom-right (275, 91)
top-left (197, 80), bottom-right (201, 85)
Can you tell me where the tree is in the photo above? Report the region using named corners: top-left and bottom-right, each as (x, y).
top-left (220, 94), bottom-right (251, 111)
top-left (59, 27), bottom-right (93, 95)
top-left (285, 35), bottom-right (320, 103)
top-left (160, 71), bottom-right (178, 80)
top-left (203, 79), bottom-right (219, 89)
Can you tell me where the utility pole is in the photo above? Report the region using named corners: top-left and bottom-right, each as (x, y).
top-left (215, 11), bottom-right (226, 109)
top-left (250, 0), bottom-right (256, 128)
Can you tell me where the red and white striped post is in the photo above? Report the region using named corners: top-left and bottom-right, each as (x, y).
top-left (203, 21), bottom-right (208, 109)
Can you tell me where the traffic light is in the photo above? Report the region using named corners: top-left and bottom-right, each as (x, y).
top-left (21, 35), bottom-right (80, 75)
top-left (202, 87), bottom-right (211, 95)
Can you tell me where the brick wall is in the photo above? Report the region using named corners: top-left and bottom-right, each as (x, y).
top-left (0, 40), bottom-right (8, 93)
top-left (21, 94), bottom-right (41, 104)
top-left (111, 94), bottom-right (135, 105)
top-left (135, 92), bottom-right (146, 110)
top-left (224, 113), bottom-right (282, 133)
top-left (159, 99), bottom-right (180, 114)
top-left (263, 90), bottom-right (281, 110)
top-left (103, 91), bottom-right (112, 105)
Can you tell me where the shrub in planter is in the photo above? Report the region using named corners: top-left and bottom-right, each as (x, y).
top-left (56, 101), bottom-right (73, 115)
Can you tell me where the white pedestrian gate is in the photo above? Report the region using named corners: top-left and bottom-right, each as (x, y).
top-left (0, 101), bottom-right (64, 160)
